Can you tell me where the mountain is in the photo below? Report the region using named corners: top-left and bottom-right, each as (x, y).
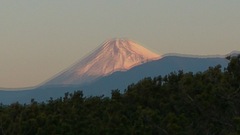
top-left (0, 38), bottom-right (232, 104)
top-left (45, 38), bottom-right (160, 86)
top-left (0, 55), bottom-right (229, 104)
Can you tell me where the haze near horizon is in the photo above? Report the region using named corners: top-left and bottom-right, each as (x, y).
top-left (0, 0), bottom-right (240, 88)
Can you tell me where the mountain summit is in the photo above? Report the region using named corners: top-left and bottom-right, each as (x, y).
top-left (45, 38), bottom-right (161, 85)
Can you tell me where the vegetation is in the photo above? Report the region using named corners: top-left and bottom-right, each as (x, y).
top-left (0, 55), bottom-right (240, 135)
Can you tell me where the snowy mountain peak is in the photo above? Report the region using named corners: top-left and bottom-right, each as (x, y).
top-left (45, 38), bottom-right (161, 85)
top-left (102, 38), bottom-right (136, 48)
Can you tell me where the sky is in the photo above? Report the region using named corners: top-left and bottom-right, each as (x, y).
top-left (0, 0), bottom-right (240, 88)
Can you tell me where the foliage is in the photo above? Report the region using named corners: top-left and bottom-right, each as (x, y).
top-left (0, 55), bottom-right (240, 135)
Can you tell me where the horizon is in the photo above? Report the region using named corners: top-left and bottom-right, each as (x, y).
top-left (1, 1), bottom-right (240, 88)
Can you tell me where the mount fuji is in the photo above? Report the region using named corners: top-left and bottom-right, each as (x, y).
top-left (0, 38), bottom-right (231, 104)
top-left (45, 38), bottom-right (160, 86)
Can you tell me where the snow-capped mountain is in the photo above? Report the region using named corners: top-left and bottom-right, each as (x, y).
top-left (0, 38), bottom-right (233, 104)
top-left (45, 38), bottom-right (161, 85)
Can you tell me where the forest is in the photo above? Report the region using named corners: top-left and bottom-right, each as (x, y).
top-left (0, 55), bottom-right (239, 135)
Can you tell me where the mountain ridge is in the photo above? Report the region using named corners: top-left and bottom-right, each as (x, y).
top-left (0, 55), bottom-right (229, 104)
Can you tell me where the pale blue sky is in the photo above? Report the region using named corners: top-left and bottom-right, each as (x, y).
top-left (0, 0), bottom-right (240, 88)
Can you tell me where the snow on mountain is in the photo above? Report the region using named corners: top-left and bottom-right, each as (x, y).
top-left (45, 38), bottom-right (161, 85)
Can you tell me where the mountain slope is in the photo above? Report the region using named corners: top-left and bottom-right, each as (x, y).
top-left (81, 56), bottom-right (229, 96)
top-left (45, 38), bottom-right (160, 85)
